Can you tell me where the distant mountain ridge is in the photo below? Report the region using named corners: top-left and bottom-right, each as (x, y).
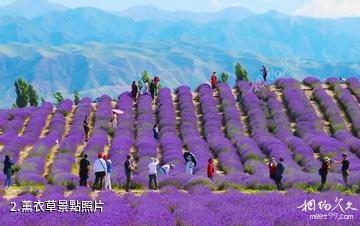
top-left (0, 0), bottom-right (66, 19)
top-left (117, 5), bottom-right (255, 22)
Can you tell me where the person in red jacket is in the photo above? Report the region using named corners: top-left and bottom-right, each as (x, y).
top-left (210, 72), bottom-right (218, 90)
top-left (268, 158), bottom-right (277, 181)
top-left (207, 158), bottom-right (215, 182)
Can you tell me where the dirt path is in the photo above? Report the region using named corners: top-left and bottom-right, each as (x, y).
top-left (232, 88), bottom-right (251, 136)
top-left (44, 106), bottom-right (76, 178)
top-left (18, 117), bottom-right (31, 136)
top-left (302, 86), bottom-right (332, 135)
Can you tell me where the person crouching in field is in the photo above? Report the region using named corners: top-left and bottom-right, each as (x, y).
top-left (318, 157), bottom-right (331, 191)
top-left (207, 158), bottom-right (215, 182)
top-left (92, 153), bottom-right (107, 191)
top-left (3, 155), bottom-right (14, 187)
top-left (159, 164), bottom-right (175, 175)
top-left (79, 154), bottom-right (90, 187)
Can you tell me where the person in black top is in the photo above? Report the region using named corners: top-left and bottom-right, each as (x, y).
top-left (79, 154), bottom-right (90, 186)
top-left (3, 155), bottom-right (14, 187)
top-left (275, 158), bottom-right (285, 191)
top-left (261, 65), bottom-right (268, 82)
top-left (318, 157), bottom-right (331, 191)
top-left (336, 154), bottom-right (350, 188)
top-left (83, 116), bottom-right (89, 142)
top-left (124, 154), bottom-right (134, 192)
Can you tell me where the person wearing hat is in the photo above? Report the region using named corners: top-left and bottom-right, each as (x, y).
top-left (183, 150), bottom-right (197, 175)
top-left (124, 154), bottom-right (134, 192)
top-left (92, 153), bottom-right (107, 191)
top-left (148, 157), bottom-right (160, 190)
top-left (210, 72), bottom-right (218, 90)
top-left (275, 158), bottom-right (285, 191)
top-left (318, 157), bottom-right (331, 191)
top-left (159, 164), bottom-right (175, 175)
top-left (268, 158), bottom-right (277, 181)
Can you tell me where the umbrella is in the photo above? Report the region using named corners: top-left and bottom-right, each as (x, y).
top-left (112, 109), bottom-right (124, 114)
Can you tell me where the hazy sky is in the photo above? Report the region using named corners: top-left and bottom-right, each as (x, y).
top-left (0, 0), bottom-right (359, 17)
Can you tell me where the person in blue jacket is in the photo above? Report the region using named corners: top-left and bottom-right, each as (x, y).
top-left (275, 158), bottom-right (285, 191)
top-left (3, 155), bottom-right (14, 187)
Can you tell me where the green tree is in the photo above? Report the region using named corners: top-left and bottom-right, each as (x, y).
top-left (235, 62), bottom-right (249, 82)
top-left (141, 70), bottom-right (151, 83)
top-left (14, 78), bottom-right (29, 108)
top-left (53, 91), bottom-right (64, 105)
top-left (28, 85), bottom-right (39, 107)
top-left (74, 90), bottom-right (80, 105)
top-left (220, 72), bottom-right (229, 83)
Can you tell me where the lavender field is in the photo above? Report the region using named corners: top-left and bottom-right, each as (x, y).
top-left (1, 77), bottom-right (360, 225)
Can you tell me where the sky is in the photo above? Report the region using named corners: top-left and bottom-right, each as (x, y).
top-left (0, 0), bottom-right (359, 17)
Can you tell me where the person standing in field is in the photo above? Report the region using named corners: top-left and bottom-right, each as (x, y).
top-left (261, 65), bottom-right (268, 82)
top-left (79, 154), bottom-right (90, 187)
top-left (154, 76), bottom-right (160, 97)
top-left (148, 157), bottom-right (159, 190)
top-left (153, 124), bottom-right (160, 140)
top-left (318, 157), bottom-right (331, 191)
top-left (3, 155), bottom-right (14, 187)
top-left (159, 164), bottom-right (175, 175)
top-left (92, 153), bottom-right (107, 191)
top-left (268, 158), bottom-right (277, 181)
top-left (111, 112), bottom-right (118, 129)
top-left (83, 115), bottom-right (90, 142)
top-left (149, 80), bottom-right (156, 99)
top-left (104, 154), bottom-right (113, 190)
top-left (336, 154), bottom-right (350, 188)
top-left (131, 81), bottom-right (138, 101)
top-left (207, 158), bottom-right (215, 182)
top-left (210, 72), bottom-right (218, 90)
top-left (184, 151), bottom-right (197, 175)
top-left (275, 158), bottom-right (285, 191)
top-left (124, 154), bottom-right (134, 192)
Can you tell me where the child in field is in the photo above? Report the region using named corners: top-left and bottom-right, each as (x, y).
top-left (207, 158), bottom-right (215, 182)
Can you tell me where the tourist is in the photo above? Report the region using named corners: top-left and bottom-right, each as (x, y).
top-left (211, 72), bottom-right (218, 90)
top-left (154, 76), bottom-right (160, 97)
top-left (207, 158), bottom-right (215, 182)
top-left (124, 154), bottom-right (134, 192)
top-left (318, 157), bottom-right (331, 191)
top-left (142, 81), bottom-right (149, 95)
top-left (79, 154), bottom-right (90, 187)
top-left (336, 154), bottom-right (350, 188)
top-left (275, 158), bottom-right (285, 191)
top-left (92, 153), bottom-right (107, 191)
top-left (83, 115), bottom-right (90, 142)
top-left (111, 112), bottom-right (118, 129)
top-left (184, 151), bottom-right (197, 175)
top-left (153, 124), bottom-right (160, 140)
top-left (150, 80), bottom-right (156, 99)
top-left (148, 157), bottom-right (159, 190)
top-left (261, 65), bottom-right (268, 82)
top-left (3, 155), bottom-right (14, 187)
top-left (131, 81), bottom-right (138, 101)
top-left (159, 164), bottom-right (175, 175)
top-left (104, 154), bottom-right (113, 190)
top-left (268, 158), bottom-right (277, 181)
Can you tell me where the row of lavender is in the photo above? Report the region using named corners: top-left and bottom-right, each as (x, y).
top-left (1, 186), bottom-right (360, 226)
top-left (16, 100), bottom-right (73, 184)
